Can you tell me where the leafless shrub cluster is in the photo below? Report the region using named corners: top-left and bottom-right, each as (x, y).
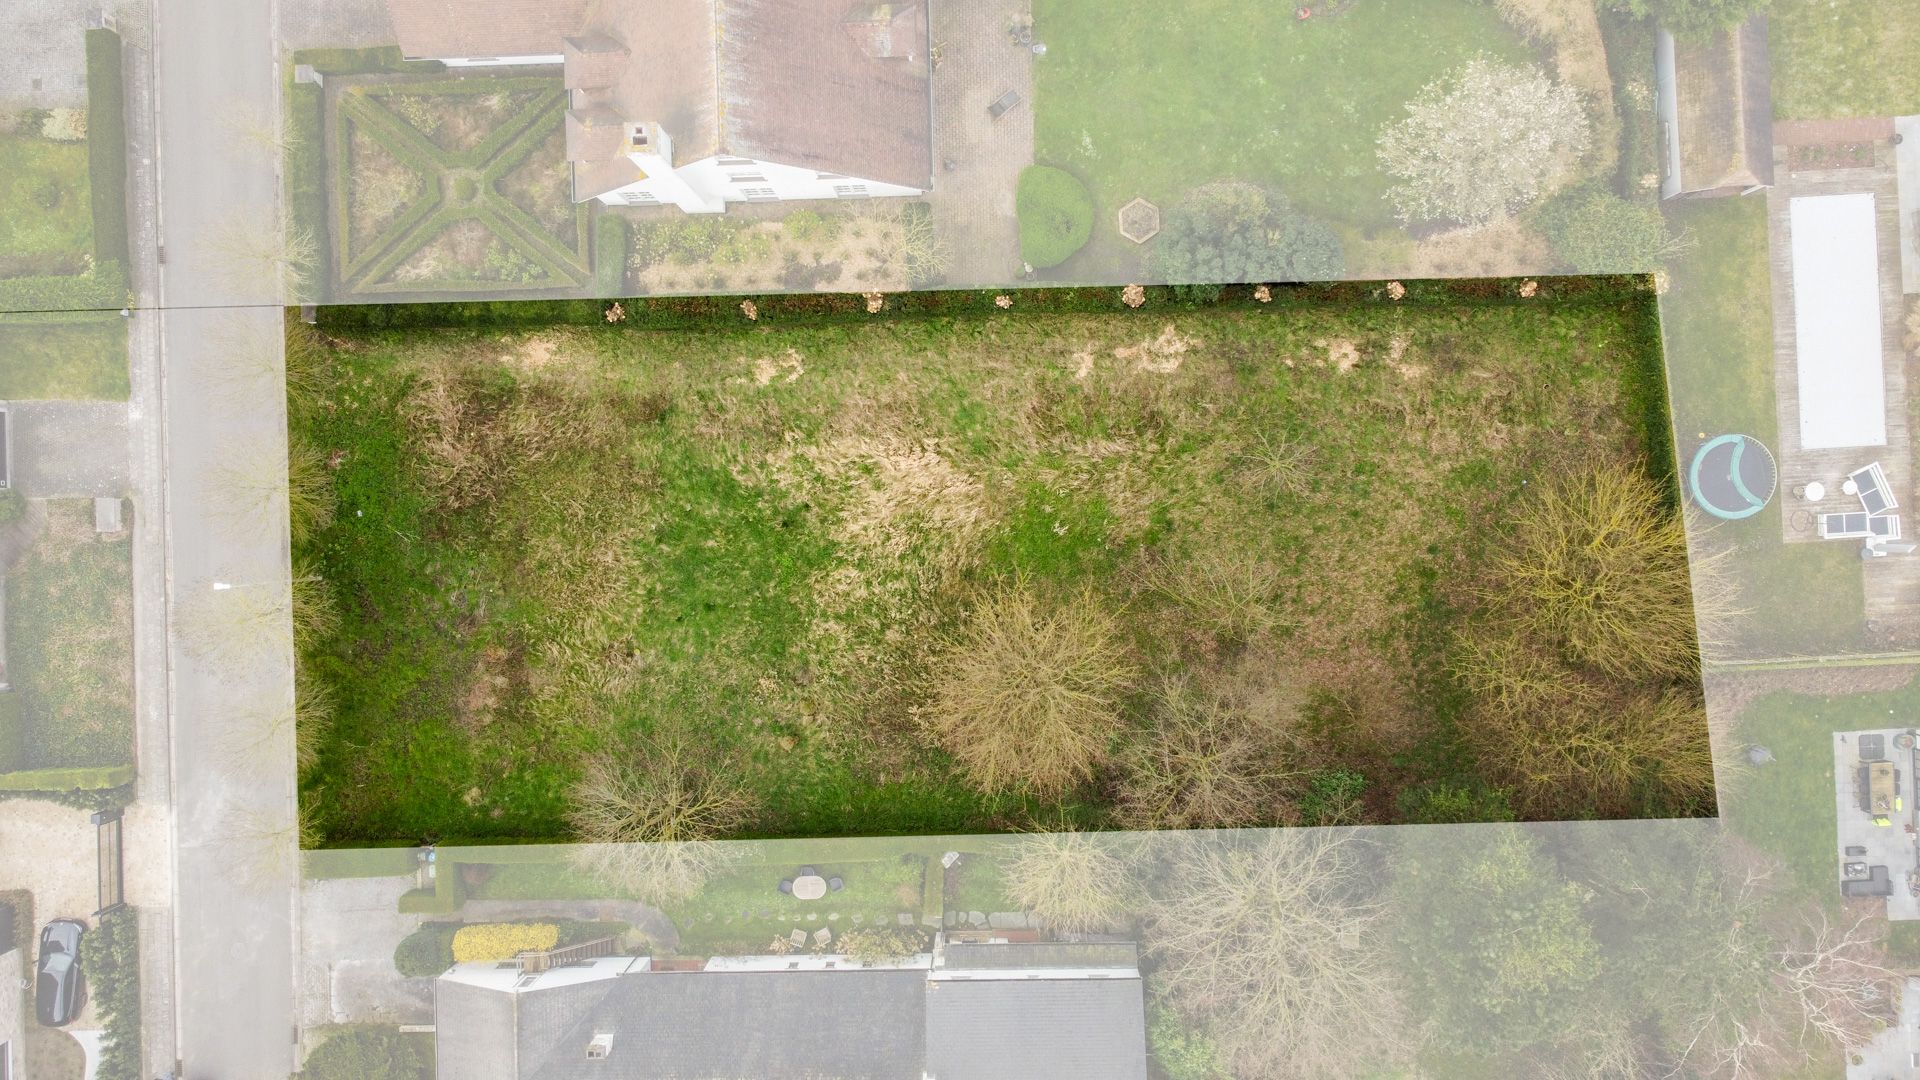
top-left (1114, 674), bottom-right (1290, 829)
top-left (922, 583), bottom-right (1138, 795)
top-left (1454, 466), bottom-right (1727, 815)
top-left (1001, 831), bottom-right (1136, 934)
top-left (1142, 547), bottom-right (1285, 645)
top-left (1150, 830), bottom-right (1396, 1079)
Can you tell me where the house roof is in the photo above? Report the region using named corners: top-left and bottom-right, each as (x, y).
top-left (923, 976), bottom-right (1150, 1080)
top-left (522, 969), bottom-right (927, 1080)
top-left (940, 941), bottom-right (1139, 971)
top-left (388, 0), bottom-right (592, 60)
top-left (382, 0), bottom-right (932, 199)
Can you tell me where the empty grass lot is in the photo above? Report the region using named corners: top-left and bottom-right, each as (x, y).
top-left (6, 500), bottom-right (134, 768)
top-left (0, 133), bottom-right (93, 277)
top-left (0, 316), bottom-right (130, 400)
top-left (295, 284), bottom-right (1687, 844)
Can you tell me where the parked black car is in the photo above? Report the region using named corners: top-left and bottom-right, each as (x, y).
top-left (35, 919), bottom-right (85, 1026)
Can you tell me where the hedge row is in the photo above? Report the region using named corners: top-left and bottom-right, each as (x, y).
top-left (319, 274), bottom-right (1655, 332)
top-left (79, 907), bottom-right (141, 1080)
top-left (290, 45), bottom-right (445, 76)
top-left (85, 29), bottom-right (130, 269)
top-left (397, 868), bottom-right (466, 914)
top-left (0, 694), bottom-right (22, 773)
top-left (0, 763), bottom-right (136, 791)
top-left (287, 80), bottom-right (332, 303)
top-left (0, 261), bottom-right (126, 313)
top-left (594, 215), bottom-right (629, 295)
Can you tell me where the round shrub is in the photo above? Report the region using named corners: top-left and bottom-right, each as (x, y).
top-left (1016, 166), bottom-right (1094, 269)
top-left (392, 922), bottom-right (460, 977)
top-left (1149, 183), bottom-right (1343, 286)
top-left (1540, 189), bottom-right (1688, 273)
top-left (296, 1025), bottom-right (431, 1080)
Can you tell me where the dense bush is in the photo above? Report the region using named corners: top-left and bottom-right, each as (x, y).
top-left (837, 926), bottom-right (926, 963)
top-left (1148, 184), bottom-right (1343, 286)
top-left (85, 30), bottom-right (129, 268)
top-left (0, 262), bottom-right (127, 312)
top-left (296, 1025), bottom-right (431, 1080)
top-left (1378, 59), bottom-right (1590, 226)
top-left (450, 922), bottom-right (558, 962)
top-left (79, 907), bottom-right (140, 1080)
top-left (0, 764), bottom-right (135, 791)
top-left (1539, 188), bottom-right (1690, 273)
top-left (1015, 166), bottom-right (1094, 269)
top-left (393, 922), bottom-right (460, 976)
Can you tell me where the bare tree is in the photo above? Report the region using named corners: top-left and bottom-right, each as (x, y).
top-left (1002, 830), bottom-right (1136, 933)
top-left (1149, 830), bottom-right (1398, 1079)
top-left (564, 731), bottom-right (758, 906)
top-left (206, 215), bottom-right (317, 301)
top-left (567, 838), bottom-right (742, 910)
top-left (1114, 674), bottom-right (1292, 830)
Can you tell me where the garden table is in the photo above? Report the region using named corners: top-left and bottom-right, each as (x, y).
top-left (792, 874), bottom-right (827, 900)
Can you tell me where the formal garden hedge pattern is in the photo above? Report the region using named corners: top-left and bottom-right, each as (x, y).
top-left (324, 75), bottom-right (591, 299)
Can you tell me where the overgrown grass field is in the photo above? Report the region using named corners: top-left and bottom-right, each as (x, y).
top-left (295, 285), bottom-right (1690, 844)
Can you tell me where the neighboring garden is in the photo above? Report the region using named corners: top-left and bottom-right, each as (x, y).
top-left (1024, 0), bottom-right (1707, 285)
top-left (0, 27), bottom-right (131, 400)
top-left (1770, 0), bottom-right (1920, 120)
top-left (618, 203), bottom-right (948, 295)
top-left (0, 499), bottom-right (136, 792)
top-left (291, 277), bottom-right (1704, 845)
top-left (293, 61), bottom-right (595, 301)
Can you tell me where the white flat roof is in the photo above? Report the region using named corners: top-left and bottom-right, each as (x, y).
top-left (1791, 192), bottom-right (1888, 450)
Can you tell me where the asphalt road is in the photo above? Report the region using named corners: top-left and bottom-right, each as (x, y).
top-left (153, 0), bottom-right (300, 1072)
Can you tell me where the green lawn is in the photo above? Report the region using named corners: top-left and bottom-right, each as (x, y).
top-left (1659, 198), bottom-right (1868, 660)
top-left (6, 500), bottom-right (135, 768)
top-left (297, 286), bottom-right (1683, 844)
top-left (0, 315), bottom-right (129, 400)
top-left (0, 133), bottom-right (93, 278)
top-left (1718, 674), bottom-right (1920, 909)
top-left (1031, 0), bottom-right (1534, 273)
top-left (1771, 0), bottom-right (1920, 120)
top-left (667, 855), bottom-right (930, 953)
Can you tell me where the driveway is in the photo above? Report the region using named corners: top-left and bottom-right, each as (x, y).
top-left (927, 0), bottom-right (1034, 287)
top-left (6, 402), bottom-right (130, 499)
top-left (298, 875), bottom-right (433, 1026)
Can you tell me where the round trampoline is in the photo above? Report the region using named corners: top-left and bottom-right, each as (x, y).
top-left (1689, 433), bottom-right (1776, 520)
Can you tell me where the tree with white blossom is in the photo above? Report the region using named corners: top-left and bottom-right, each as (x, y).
top-left (1377, 58), bottom-right (1591, 227)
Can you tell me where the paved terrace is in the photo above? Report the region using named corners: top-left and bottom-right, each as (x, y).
top-left (1766, 135), bottom-right (1920, 642)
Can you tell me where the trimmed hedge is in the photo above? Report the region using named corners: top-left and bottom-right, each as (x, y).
top-left (0, 693), bottom-right (22, 773)
top-left (291, 45), bottom-right (445, 76)
top-left (393, 922), bottom-right (461, 977)
top-left (0, 763), bottom-right (136, 791)
top-left (397, 868), bottom-right (466, 914)
top-left (0, 262), bottom-right (126, 313)
top-left (296, 1025), bottom-right (432, 1080)
top-left (594, 215), bottom-right (629, 295)
top-left (288, 80), bottom-right (332, 303)
top-left (1016, 166), bottom-right (1094, 269)
top-left (79, 907), bottom-right (140, 1080)
top-left (319, 275), bottom-right (1655, 333)
top-left (85, 29), bottom-right (130, 269)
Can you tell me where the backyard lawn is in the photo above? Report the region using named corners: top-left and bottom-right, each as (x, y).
top-left (5, 499), bottom-right (134, 768)
top-left (0, 131), bottom-right (93, 278)
top-left (1660, 198), bottom-right (1869, 660)
top-left (295, 284), bottom-right (1691, 844)
top-left (0, 315), bottom-right (130, 399)
top-left (1030, 0), bottom-right (1534, 272)
top-left (1771, 0), bottom-right (1920, 120)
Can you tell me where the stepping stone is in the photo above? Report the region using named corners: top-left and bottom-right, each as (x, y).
top-left (897, 913), bottom-right (914, 926)
top-left (851, 913), bottom-right (865, 925)
top-left (988, 912), bottom-right (1026, 929)
top-left (967, 911), bottom-right (986, 927)
top-left (944, 911), bottom-right (958, 927)
top-left (828, 913), bottom-right (840, 921)
top-left (921, 914), bottom-right (940, 927)
top-left (757, 910), bottom-right (772, 919)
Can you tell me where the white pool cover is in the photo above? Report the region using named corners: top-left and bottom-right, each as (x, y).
top-left (1791, 192), bottom-right (1887, 449)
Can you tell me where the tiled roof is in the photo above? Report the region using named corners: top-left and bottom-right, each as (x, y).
top-left (388, 0), bottom-right (592, 60)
